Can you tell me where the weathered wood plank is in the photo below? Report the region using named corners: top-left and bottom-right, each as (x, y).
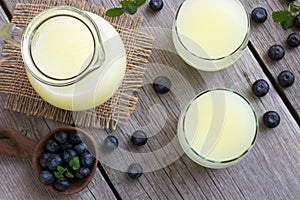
top-left (87, 47), bottom-right (300, 199)
top-left (86, 1), bottom-right (299, 199)
top-left (244, 0), bottom-right (300, 121)
top-left (0, 6), bottom-right (116, 199)
top-left (0, 98), bottom-right (116, 199)
top-left (1, 0), bottom-right (299, 200)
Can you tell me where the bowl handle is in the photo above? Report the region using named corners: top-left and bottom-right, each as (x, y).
top-left (0, 128), bottom-right (37, 158)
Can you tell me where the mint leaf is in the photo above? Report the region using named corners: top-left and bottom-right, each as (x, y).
top-left (57, 166), bottom-right (67, 173)
top-left (105, 8), bottom-right (124, 17)
top-left (66, 172), bottom-right (74, 179)
top-left (281, 16), bottom-right (295, 30)
top-left (54, 171), bottom-right (64, 179)
top-left (106, 0), bottom-right (145, 17)
top-left (121, 0), bottom-right (131, 8)
top-left (127, 4), bottom-right (138, 14)
top-left (289, 3), bottom-right (300, 13)
top-left (69, 157), bottom-right (80, 170)
top-left (272, 10), bottom-right (293, 23)
top-left (134, 0), bottom-right (146, 7)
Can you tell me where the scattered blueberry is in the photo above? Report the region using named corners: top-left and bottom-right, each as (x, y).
top-left (54, 131), bottom-right (68, 144)
top-left (46, 139), bottom-right (59, 153)
top-left (153, 76), bottom-right (171, 94)
top-left (46, 154), bottom-right (62, 171)
top-left (149, 0), bottom-right (163, 11)
top-left (39, 152), bottom-right (52, 168)
top-left (54, 178), bottom-right (71, 191)
top-left (62, 148), bottom-right (77, 163)
top-left (287, 33), bottom-right (300, 47)
top-left (60, 142), bottom-right (72, 151)
top-left (74, 143), bottom-right (87, 155)
top-left (104, 135), bottom-right (119, 150)
top-left (131, 130), bottom-right (148, 146)
top-left (40, 171), bottom-right (55, 185)
top-left (68, 130), bottom-right (82, 145)
top-left (263, 111), bottom-right (280, 128)
top-left (251, 7), bottom-right (268, 23)
top-left (128, 163), bottom-right (143, 179)
top-left (268, 45), bottom-right (285, 61)
top-left (75, 167), bottom-right (91, 179)
top-left (80, 152), bottom-right (95, 167)
top-left (277, 70), bottom-right (295, 87)
top-left (294, 14), bottom-right (300, 28)
top-left (252, 79), bottom-right (269, 97)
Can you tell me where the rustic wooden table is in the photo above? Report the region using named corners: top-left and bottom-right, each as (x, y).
top-left (0, 0), bottom-right (299, 199)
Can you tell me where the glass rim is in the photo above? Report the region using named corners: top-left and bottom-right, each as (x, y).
top-left (174, 0), bottom-right (250, 61)
top-left (179, 88), bottom-right (258, 164)
top-left (22, 6), bottom-right (104, 87)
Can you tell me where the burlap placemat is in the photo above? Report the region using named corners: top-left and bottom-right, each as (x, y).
top-left (0, 0), bottom-right (153, 129)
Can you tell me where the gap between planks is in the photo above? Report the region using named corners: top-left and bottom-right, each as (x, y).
top-left (248, 42), bottom-right (300, 127)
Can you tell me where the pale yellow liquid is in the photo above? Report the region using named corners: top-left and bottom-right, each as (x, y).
top-left (173, 0), bottom-right (249, 70)
top-left (178, 90), bottom-right (257, 168)
top-left (32, 16), bottom-right (95, 79)
top-left (26, 12), bottom-right (126, 111)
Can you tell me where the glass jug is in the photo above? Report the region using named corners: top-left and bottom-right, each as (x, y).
top-left (0, 6), bottom-right (127, 111)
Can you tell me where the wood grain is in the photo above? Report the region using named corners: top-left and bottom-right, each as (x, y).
top-left (244, 0), bottom-right (300, 121)
top-left (0, 6), bottom-right (116, 199)
top-left (0, 0), bottom-right (300, 200)
top-left (91, 1), bottom-right (299, 199)
top-left (87, 47), bottom-right (300, 199)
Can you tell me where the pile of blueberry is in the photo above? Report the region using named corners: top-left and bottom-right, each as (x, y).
top-left (39, 130), bottom-right (95, 191)
top-left (104, 130), bottom-right (148, 179)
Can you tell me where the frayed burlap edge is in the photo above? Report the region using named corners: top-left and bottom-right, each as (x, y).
top-left (0, 0), bottom-right (154, 130)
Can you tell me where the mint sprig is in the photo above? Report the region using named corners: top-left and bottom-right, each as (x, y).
top-left (272, 2), bottom-right (300, 30)
top-left (69, 157), bottom-right (80, 171)
top-left (53, 157), bottom-right (80, 179)
top-left (106, 0), bottom-right (146, 17)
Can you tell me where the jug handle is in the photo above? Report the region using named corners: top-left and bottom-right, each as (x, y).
top-left (0, 23), bottom-right (23, 47)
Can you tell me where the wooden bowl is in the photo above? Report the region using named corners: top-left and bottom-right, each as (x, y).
top-left (32, 126), bottom-right (98, 195)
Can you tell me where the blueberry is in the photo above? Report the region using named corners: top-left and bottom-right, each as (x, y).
top-left (252, 79), bottom-right (269, 97)
top-left (128, 163), bottom-right (143, 179)
top-left (74, 167), bottom-right (91, 179)
top-left (74, 143), bottom-right (87, 155)
top-left (46, 139), bottom-right (59, 153)
top-left (149, 0), bottom-right (163, 11)
top-left (251, 7), bottom-right (268, 23)
top-left (263, 111), bottom-right (280, 128)
top-left (80, 152), bottom-right (95, 167)
top-left (294, 14), bottom-right (300, 28)
top-left (68, 130), bottom-right (82, 144)
top-left (287, 33), bottom-right (300, 47)
top-left (54, 131), bottom-right (68, 144)
top-left (39, 152), bottom-right (52, 168)
top-left (60, 142), bottom-right (72, 151)
top-left (40, 171), bottom-right (55, 185)
top-left (153, 76), bottom-right (171, 94)
top-left (54, 178), bottom-right (71, 191)
top-left (268, 45), bottom-right (285, 61)
top-left (104, 135), bottom-right (119, 150)
top-left (277, 70), bottom-right (295, 88)
top-left (62, 148), bottom-right (77, 163)
top-left (46, 154), bottom-right (62, 171)
top-left (131, 130), bottom-right (148, 146)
